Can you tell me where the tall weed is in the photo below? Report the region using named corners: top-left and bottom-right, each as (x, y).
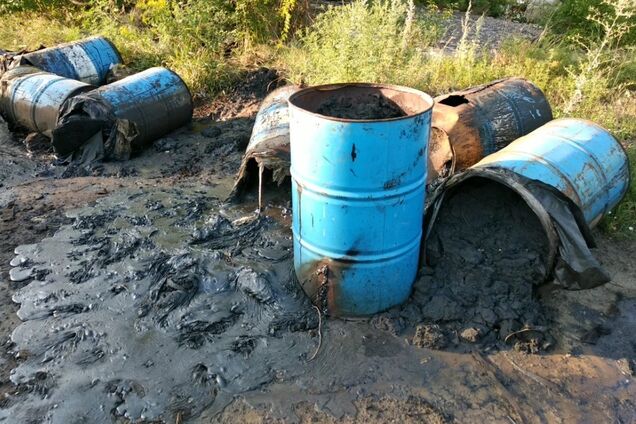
top-left (283, 0), bottom-right (446, 86)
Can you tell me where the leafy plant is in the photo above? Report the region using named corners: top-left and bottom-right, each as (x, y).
top-left (283, 0), bottom-right (446, 86)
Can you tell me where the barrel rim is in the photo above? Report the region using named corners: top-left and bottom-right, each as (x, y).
top-left (424, 167), bottom-right (559, 279)
top-left (99, 36), bottom-right (124, 65)
top-left (288, 82), bottom-right (434, 123)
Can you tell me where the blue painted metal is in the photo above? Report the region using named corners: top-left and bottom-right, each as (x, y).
top-left (21, 36), bottom-right (122, 85)
top-left (95, 67), bottom-right (193, 146)
top-left (475, 118), bottom-right (630, 226)
top-left (288, 83), bottom-right (434, 316)
top-left (0, 66), bottom-right (92, 134)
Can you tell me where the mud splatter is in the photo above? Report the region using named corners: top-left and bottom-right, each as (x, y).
top-left (368, 177), bottom-right (553, 352)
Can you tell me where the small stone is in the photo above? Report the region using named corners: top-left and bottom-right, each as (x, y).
top-left (460, 327), bottom-right (481, 343)
top-left (616, 358), bottom-right (635, 376)
top-left (412, 324), bottom-right (447, 350)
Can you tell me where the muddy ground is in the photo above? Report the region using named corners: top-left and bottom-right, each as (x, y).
top-left (0, 69), bottom-right (634, 423)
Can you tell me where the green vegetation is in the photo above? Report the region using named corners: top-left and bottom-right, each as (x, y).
top-left (0, 0), bottom-right (634, 236)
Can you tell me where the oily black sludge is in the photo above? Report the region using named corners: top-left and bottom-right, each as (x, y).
top-left (4, 187), bottom-right (320, 423)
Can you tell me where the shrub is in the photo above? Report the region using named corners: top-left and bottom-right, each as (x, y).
top-left (282, 0), bottom-right (446, 87)
top-left (551, 0), bottom-right (636, 45)
top-left (422, 0), bottom-right (513, 17)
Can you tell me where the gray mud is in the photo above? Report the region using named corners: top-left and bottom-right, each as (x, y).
top-left (0, 117), bottom-right (44, 188)
top-left (2, 186), bottom-right (318, 423)
top-left (2, 184), bottom-right (466, 424)
top-left (315, 93), bottom-right (406, 120)
top-left (373, 177), bottom-right (552, 352)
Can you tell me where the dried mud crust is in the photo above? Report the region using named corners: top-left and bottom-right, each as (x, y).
top-left (215, 395), bottom-right (449, 423)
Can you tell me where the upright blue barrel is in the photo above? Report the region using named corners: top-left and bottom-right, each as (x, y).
top-left (289, 83), bottom-right (434, 316)
top-left (96, 67), bottom-right (193, 146)
top-left (475, 118), bottom-right (630, 226)
top-left (20, 36), bottom-right (122, 86)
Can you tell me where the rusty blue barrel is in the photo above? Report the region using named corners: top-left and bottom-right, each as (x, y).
top-left (289, 83), bottom-right (434, 316)
top-left (475, 118), bottom-right (630, 226)
top-left (20, 36), bottom-right (122, 86)
top-left (94, 67), bottom-right (193, 146)
top-left (0, 66), bottom-right (92, 134)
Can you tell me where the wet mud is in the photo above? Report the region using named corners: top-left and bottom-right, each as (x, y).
top-left (315, 93), bottom-right (406, 120)
top-left (417, 178), bottom-right (552, 352)
top-left (0, 70), bottom-right (634, 423)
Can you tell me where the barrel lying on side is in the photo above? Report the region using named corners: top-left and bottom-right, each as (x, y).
top-left (425, 118), bottom-right (629, 289)
top-left (289, 83), bottom-right (434, 316)
top-left (232, 84), bottom-right (300, 199)
top-left (429, 77), bottom-right (553, 180)
top-left (18, 36), bottom-right (122, 86)
top-left (53, 67), bottom-right (193, 160)
top-left (475, 118), bottom-right (630, 227)
top-left (0, 66), bottom-right (92, 134)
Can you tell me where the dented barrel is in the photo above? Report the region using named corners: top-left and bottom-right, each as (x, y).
top-left (93, 67), bottom-right (193, 146)
top-left (0, 66), bottom-right (92, 134)
top-left (20, 36), bottom-right (122, 86)
top-left (429, 78), bottom-right (552, 179)
top-left (289, 83), bottom-right (434, 316)
top-left (233, 85), bottom-right (300, 195)
top-left (475, 118), bottom-right (630, 226)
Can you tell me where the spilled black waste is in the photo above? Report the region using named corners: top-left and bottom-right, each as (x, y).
top-left (5, 184), bottom-right (467, 424)
top-left (367, 177), bottom-right (554, 352)
top-left (3, 187), bottom-right (321, 423)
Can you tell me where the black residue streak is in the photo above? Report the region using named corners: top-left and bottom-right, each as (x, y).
top-left (5, 188), bottom-right (317, 423)
top-left (351, 144), bottom-right (357, 162)
top-left (384, 178), bottom-right (399, 190)
top-left (350, 168), bottom-right (357, 177)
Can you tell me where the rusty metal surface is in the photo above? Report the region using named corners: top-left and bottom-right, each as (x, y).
top-left (289, 83), bottom-right (434, 316)
top-left (0, 66), bottom-right (92, 134)
top-left (430, 77), bottom-right (553, 178)
top-left (90, 67), bottom-right (193, 148)
top-left (232, 85), bottom-right (300, 196)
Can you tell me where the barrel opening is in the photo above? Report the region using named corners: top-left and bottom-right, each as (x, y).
top-left (438, 95), bottom-right (469, 107)
top-left (289, 84), bottom-right (433, 121)
top-left (426, 175), bottom-right (553, 285)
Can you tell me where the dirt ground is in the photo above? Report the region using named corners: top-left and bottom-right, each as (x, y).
top-left (0, 69), bottom-right (634, 423)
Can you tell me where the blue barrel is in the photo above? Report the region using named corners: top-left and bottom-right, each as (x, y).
top-left (0, 66), bottom-right (92, 134)
top-left (20, 36), bottom-right (122, 86)
top-left (94, 67), bottom-right (193, 146)
top-left (475, 118), bottom-right (630, 226)
top-left (289, 83), bottom-right (434, 316)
